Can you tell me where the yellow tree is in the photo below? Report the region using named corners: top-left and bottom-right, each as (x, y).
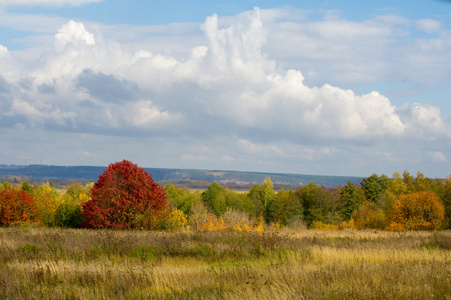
top-left (388, 191), bottom-right (444, 231)
top-left (35, 182), bottom-right (61, 227)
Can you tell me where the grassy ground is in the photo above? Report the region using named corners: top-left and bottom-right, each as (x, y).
top-left (0, 227), bottom-right (450, 299)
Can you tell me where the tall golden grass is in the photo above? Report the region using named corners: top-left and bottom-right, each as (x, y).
top-left (0, 227), bottom-right (450, 299)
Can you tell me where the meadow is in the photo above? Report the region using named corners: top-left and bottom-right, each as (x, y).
top-left (1, 227), bottom-right (450, 299)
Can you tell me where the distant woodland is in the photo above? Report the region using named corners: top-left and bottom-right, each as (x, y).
top-left (0, 160), bottom-right (449, 231)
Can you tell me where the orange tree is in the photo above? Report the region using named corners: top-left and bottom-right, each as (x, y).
top-left (0, 187), bottom-right (38, 226)
top-left (81, 160), bottom-right (167, 229)
top-left (388, 191), bottom-right (444, 230)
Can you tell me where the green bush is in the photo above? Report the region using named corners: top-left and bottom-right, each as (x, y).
top-left (55, 202), bottom-right (83, 228)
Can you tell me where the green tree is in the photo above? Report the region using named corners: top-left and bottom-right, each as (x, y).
top-left (442, 175), bottom-right (451, 229)
top-left (402, 171), bottom-right (415, 193)
top-left (340, 181), bottom-right (365, 220)
top-left (361, 173), bottom-right (389, 203)
top-left (218, 189), bottom-right (254, 216)
top-left (201, 182), bottom-right (225, 217)
top-left (384, 172), bottom-right (407, 215)
top-left (165, 184), bottom-right (200, 215)
top-left (247, 177), bottom-right (275, 223)
top-left (295, 183), bottom-right (342, 227)
top-left (269, 189), bottom-right (302, 226)
top-left (20, 181), bottom-right (35, 196)
top-left (56, 182), bottom-right (90, 228)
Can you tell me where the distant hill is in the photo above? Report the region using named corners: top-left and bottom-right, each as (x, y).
top-left (0, 164), bottom-right (363, 187)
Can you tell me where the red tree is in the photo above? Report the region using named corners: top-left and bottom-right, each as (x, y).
top-left (81, 160), bottom-right (167, 229)
top-left (0, 188), bottom-right (38, 226)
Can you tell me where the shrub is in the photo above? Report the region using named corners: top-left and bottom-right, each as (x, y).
top-left (0, 188), bottom-right (38, 226)
top-left (201, 215), bottom-right (227, 231)
top-left (188, 199), bottom-right (210, 230)
top-left (352, 202), bottom-right (386, 230)
top-left (55, 202), bottom-right (83, 228)
top-left (385, 222), bottom-right (405, 232)
top-left (81, 160), bottom-right (167, 229)
top-left (222, 208), bottom-right (250, 229)
top-left (388, 191), bottom-right (445, 230)
top-left (310, 220), bottom-right (338, 230)
top-left (157, 209), bottom-right (188, 231)
top-left (339, 218), bottom-right (357, 230)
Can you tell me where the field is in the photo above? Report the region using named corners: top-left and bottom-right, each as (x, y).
top-left (0, 227), bottom-right (450, 299)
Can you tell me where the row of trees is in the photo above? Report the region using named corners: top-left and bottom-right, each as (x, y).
top-left (0, 160), bottom-right (450, 231)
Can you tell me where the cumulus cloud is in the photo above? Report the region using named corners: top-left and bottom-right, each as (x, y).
top-left (55, 20), bottom-right (95, 52)
top-left (76, 69), bottom-right (137, 103)
top-left (0, 8), bottom-right (450, 176)
top-left (1, 10), bottom-right (449, 143)
top-left (0, 45), bottom-right (8, 56)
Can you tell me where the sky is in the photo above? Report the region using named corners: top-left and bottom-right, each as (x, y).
top-left (0, 0), bottom-right (450, 178)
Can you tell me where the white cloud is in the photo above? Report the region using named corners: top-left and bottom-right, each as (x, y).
top-left (128, 100), bottom-right (182, 129)
top-left (55, 20), bottom-right (95, 52)
top-left (416, 19), bottom-right (441, 34)
top-left (402, 103), bottom-right (450, 140)
top-left (0, 8), bottom-right (448, 144)
top-left (0, 7), bottom-right (450, 176)
top-left (0, 45), bottom-right (8, 56)
top-left (429, 151), bottom-right (447, 163)
top-left (9, 98), bottom-right (77, 126)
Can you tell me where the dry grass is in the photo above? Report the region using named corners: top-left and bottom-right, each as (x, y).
top-left (0, 227), bottom-right (450, 299)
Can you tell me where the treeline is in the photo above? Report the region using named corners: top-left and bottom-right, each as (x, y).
top-left (166, 171), bottom-right (449, 231)
top-left (1, 168), bottom-right (450, 231)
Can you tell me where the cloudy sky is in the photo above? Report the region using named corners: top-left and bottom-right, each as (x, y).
top-left (0, 0), bottom-right (450, 178)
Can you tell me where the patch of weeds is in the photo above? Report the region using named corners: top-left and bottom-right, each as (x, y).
top-left (88, 245), bottom-right (104, 260)
top-left (130, 245), bottom-right (162, 260)
top-left (46, 242), bottom-right (68, 259)
top-left (19, 243), bottom-right (42, 259)
top-left (431, 233), bottom-right (451, 250)
top-left (421, 241), bottom-right (438, 250)
top-left (334, 236), bottom-right (355, 243)
top-left (191, 245), bottom-right (214, 258)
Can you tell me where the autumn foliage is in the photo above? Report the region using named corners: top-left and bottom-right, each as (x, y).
top-left (388, 191), bottom-right (445, 231)
top-left (81, 160), bottom-right (167, 229)
top-left (0, 188), bottom-right (38, 226)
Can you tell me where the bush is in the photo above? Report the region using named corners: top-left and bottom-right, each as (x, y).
top-left (388, 191), bottom-right (445, 231)
top-left (55, 202), bottom-right (83, 228)
top-left (157, 209), bottom-right (188, 231)
top-left (0, 188), bottom-right (38, 226)
top-left (339, 218), bottom-right (357, 230)
top-left (81, 160), bottom-right (167, 229)
top-left (352, 202), bottom-right (386, 230)
top-left (310, 220), bottom-right (338, 230)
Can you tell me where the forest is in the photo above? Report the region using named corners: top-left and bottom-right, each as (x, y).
top-left (1, 160), bottom-right (449, 232)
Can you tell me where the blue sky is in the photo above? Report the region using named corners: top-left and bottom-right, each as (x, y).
top-left (0, 0), bottom-right (450, 178)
